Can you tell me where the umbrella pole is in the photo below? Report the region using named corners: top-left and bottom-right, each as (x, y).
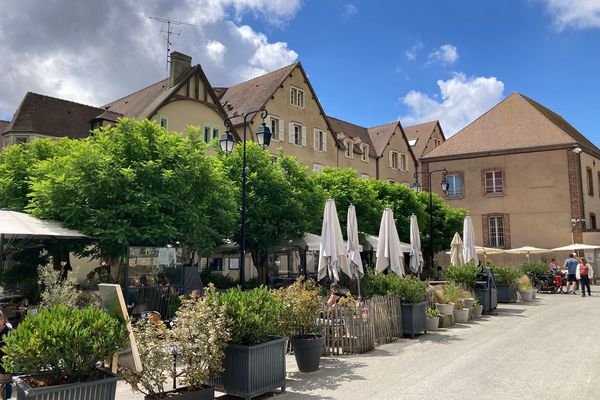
top-left (0, 233), bottom-right (4, 276)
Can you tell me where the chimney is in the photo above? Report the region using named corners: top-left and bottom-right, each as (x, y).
top-left (169, 51), bottom-right (192, 87)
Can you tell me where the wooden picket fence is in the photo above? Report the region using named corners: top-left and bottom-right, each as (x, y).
top-left (319, 295), bottom-right (402, 356)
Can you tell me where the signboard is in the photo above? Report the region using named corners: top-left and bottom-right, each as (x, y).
top-left (98, 283), bottom-right (142, 372)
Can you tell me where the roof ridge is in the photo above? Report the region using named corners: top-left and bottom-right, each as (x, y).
top-left (327, 115), bottom-right (367, 129)
top-left (403, 120), bottom-right (438, 129)
top-left (104, 78), bottom-right (168, 107)
top-left (369, 120), bottom-right (400, 129)
top-left (25, 91), bottom-right (103, 110)
top-left (226, 62), bottom-right (298, 90)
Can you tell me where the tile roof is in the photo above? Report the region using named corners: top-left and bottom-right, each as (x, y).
top-left (326, 116), bottom-right (376, 156)
top-left (403, 120), bottom-right (440, 159)
top-left (422, 92), bottom-right (600, 160)
top-left (3, 92), bottom-right (104, 139)
top-left (104, 79), bottom-right (169, 118)
top-left (220, 63), bottom-right (298, 122)
top-left (367, 121), bottom-right (400, 157)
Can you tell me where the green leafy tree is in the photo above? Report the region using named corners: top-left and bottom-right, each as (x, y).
top-left (219, 143), bottom-right (318, 284)
top-left (27, 119), bottom-right (236, 260)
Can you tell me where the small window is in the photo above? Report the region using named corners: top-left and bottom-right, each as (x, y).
top-left (314, 129), bottom-right (326, 152)
top-left (290, 86), bottom-right (305, 108)
top-left (293, 124), bottom-right (302, 145)
top-left (270, 117), bottom-right (281, 141)
top-left (590, 213), bottom-right (597, 230)
top-left (360, 173), bottom-right (370, 179)
top-left (488, 216), bottom-right (504, 247)
top-left (228, 258), bottom-right (239, 270)
top-left (399, 153), bottom-right (407, 171)
top-left (91, 120), bottom-right (101, 130)
top-left (344, 140), bottom-right (353, 159)
top-left (313, 163), bottom-right (323, 173)
top-left (14, 136), bottom-right (29, 144)
top-left (597, 172), bottom-right (600, 198)
top-left (587, 167), bottom-right (594, 196)
top-left (390, 151), bottom-right (398, 169)
top-left (447, 174), bottom-right (463, 198)
top-left (484, 170), bottom-right (503, 196)
top-left (203, 125), bottom-right (220, 143)
top-left (160, 116), bottom-right (168, 129)
top-left (433, 138), bottom-right (441, 147)
top-left (361, 144), bottom-right (369, 162)
top-left (408, 139), bottom-right (417, 146)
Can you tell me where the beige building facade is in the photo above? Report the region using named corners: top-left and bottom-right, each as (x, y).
top-left (423, 93), bottom-right (600, 264)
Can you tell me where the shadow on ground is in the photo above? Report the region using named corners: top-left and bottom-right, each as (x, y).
top-left (285, 358), bottom-right (367, 393)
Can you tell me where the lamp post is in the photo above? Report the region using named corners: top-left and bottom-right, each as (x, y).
top-left (220, 106), bottom-right (271, 289)
top-left (412, 168), bottom-right (448, 274)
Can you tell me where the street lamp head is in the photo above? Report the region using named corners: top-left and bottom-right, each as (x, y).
top-left (440, 175), bottom-right (449, 193)
top-left (256, 122), bottom-right (272, 149)
top-left (219, 131), bottom-right (235, 154)
top-left (412, 181), bottom-right (421, 193)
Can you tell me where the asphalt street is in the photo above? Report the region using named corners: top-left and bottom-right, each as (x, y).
top-left (116, 287), bottom-right (600, 399)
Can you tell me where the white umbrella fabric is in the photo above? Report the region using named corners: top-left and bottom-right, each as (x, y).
top-left (409, 214), bottom-right (424, 274)
top-left (551, 244), bottom-right (600, 252)
top-left (463, 215), bottom-right (478, 264)
top-left (347, 205), bottom-right (364, 297)
top-left (450, 232), bottom-right (465, 266)
top-left (505, 246), bottom-right (549, 261)
top-left (318, 199), bottom-right (349, 282)
top-left (375, 208), bottom-right (405, 276)
top-left (367, 235), bottom-right (412, 253)
top-left (475, 246), bottom-right (504, 265)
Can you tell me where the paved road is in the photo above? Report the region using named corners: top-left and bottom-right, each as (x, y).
top-left (116, 288), bottom-right (600, 400)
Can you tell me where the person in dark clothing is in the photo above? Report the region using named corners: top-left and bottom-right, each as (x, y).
top-left (0, 310), bottom-right (13, 398)
top-left (326, 283), bottom-right (347, 306)
top-left (577, 257), bottom-right (593, 297)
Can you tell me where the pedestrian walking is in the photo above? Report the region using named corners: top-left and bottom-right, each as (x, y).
top-left (577, 257), bottom-right (593, 297)
top-left (563, 253), bottom-right (579, 294)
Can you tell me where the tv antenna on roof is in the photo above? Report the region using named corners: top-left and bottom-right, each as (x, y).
top-left (149, 16), bottom-right (194, 76)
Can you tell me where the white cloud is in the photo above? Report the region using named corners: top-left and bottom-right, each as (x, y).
top-left (428, 44), bottom-right (459, 66)
top-left (405, 40), bottom-right (423, 61)
top-left (342, 3), bottom-right (358, 20)
top-left (541, 0), bottom-right (600, 30)
top-left (400, 72), bottom-right (505, 136)
top-left (0, 0), bottom-right (302, 119)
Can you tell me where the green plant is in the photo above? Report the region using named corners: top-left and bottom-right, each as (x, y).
top-left (493, 266), bottom-right (521, 285)
top-left (520, 261), bottom-right (547, 276)
top-left (472, 299), bottom-right (480, 308)
top-left (365, 269), bottom-right (402, 297)
top-left (441, 261), bottom-right (479, 289)
top-left (397, 276), bottom-right (428, 304)
top-left (3, 305), bottom-right (128, 386)
top-left (272, 277), bottom-right (321, 336)
top-left (443, 282), bottom-right (463, 309)
top-left (427, 307), bottom-right (441, 318)
top-left (38, 263), bottom-right (79, 308)
top-left (83, 262), bottom-right (115, 289)
top-left (516, 275), bottom-right (533, 292)
top-left (200, 269), bottom-right (236, 289)
top-left (219, 286), bottom-right (285, 345)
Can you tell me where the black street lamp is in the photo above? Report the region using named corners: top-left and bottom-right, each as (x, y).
top-left (220, 106), bottom-right (271, 289)
top-left (412, 168), bottom-right (448, 274)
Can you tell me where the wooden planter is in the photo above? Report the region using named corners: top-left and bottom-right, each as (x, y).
top-left (14, 372), bottom-right (119, 400)
top-left (401, 301), bottom-right (427, 338)
top-left (208, 337), bottom-right (286, 400)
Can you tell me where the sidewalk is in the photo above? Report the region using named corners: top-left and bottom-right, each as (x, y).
top-left (116, 287), bottom-right (600, 399)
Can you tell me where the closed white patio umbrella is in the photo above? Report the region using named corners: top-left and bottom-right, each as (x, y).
top-left (463, 215), bottom-right (478, 264)
top-left (318, 199), bottom-right (349, 282)
top-left (375, 208), bottom-right (405, 276)
top-left (450, 232), bottom-right (465, 266)
top-left (347, 205), bottom-right (364, 296)
top-left (409, 214), bottom-right (424, 274)
top-left (505, 246), bottom-right (549, 261)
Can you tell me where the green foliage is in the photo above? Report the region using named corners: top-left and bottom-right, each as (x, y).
top-left (441, 261), bottom-right (479, 289)
top-left (493, 266), bottom-right (521, 285)
top-left (272, 277), bottom-right (321, 335)
top-left (38, 263), bottom-right (79, 308)
top-left (442, 281), bottom-right (463, 308)
top-left (516, 275), bottom-right (533, 292)
top-left (365, 269), bottom-right (401, 297)
top-left (83, 263), bottom-right (115, 290)
top-left (200, 269), bottom-right (236, 289)
top-left (3, 305), bottom-right (128, 385)
top-left (27, 119), bottom-right (236, 259)
top-left (397, 275), bottom-right (428, 304)
top-left (520, 261), bottom-right (548, 276)
top-left (427, 307), bottom-right (441, 318)
top-left (365, 270), bottom-right (426, 303)
top-left (218, 286), bottom-right (285, 345)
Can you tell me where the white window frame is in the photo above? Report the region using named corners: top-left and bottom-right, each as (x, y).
top-left (313, 163), bottom-right (324, 173)
top-left (446, 174), bottom-right (463, 198)
top-left (390, 151), bottom-right (399, 169)
top-left (313, 129), bottom-right (326, 152)
top-left (290, 86), bottom-right (305, 108)
top-left (433, 138), bottom-right (441, 147)
top-left (361, 144), bottom-right (369, 162)
top-left (270, 116), bottom-right (283, 141)
top-left (399, 153), bottom-right (407, 171)
top-left (203, 125), bottom-right (220, 143)
top-left (485, 170), bottom-right (504, 196)
top-left (488, 216), bottom-right (504, 247)
top-left (14, 136), bottom-right (30, 144)
top-left (289, 122), bottom-right (306, 146)
top-left (345, 139), bottom-right (354, 159)
top-left (159, 116), bottom-right (168, 129)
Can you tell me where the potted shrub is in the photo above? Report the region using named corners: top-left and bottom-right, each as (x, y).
top-left (397, 276), bottom-right (428, 338)
top-left (121, 285), bottom-right (230, 399)
top-left (209, 286), bottom-right (286, 399)
top-left (273, 277), bottom-right (323, 373)
top-left (426, 307), bottom-right (441, 331)
top-left (494, 266), bottom-right (520, 303)
top-left (472, 299), bottom-right (483, 318)
top-left (517, 275), bottom-right (533, 302)
top-left (441, 262), bottom-right (479, 290)
top-left (4, 304), bottom-right (128, 400)
top-left (443, 282), bottom-right (469, 324)
top-left (432, 285), bottom-right (454, 316)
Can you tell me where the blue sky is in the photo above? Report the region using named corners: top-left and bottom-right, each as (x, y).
top-left (1, 0), bottom-right (599, 141)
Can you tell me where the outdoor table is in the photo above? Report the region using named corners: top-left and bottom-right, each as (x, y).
top-left (0, 295), bottom-right (23, 303)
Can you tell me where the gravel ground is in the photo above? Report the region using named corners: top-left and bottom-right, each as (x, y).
top-left (116, 287), bottom-right (600, 400)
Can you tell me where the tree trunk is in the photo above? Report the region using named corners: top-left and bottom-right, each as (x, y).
top-left (250, 248), bottom-right (269, 286)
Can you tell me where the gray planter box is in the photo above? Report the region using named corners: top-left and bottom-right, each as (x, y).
top-left (144, 386), bottom-right (214, 400)
top-left (401, 301), bottom-right (427, 338)
top-left (475, 287), bottom-right (498, 313)
top-left (208, 336), bottom-right (286, 400)
top-left (14, 372), bottom-right (119, 400)
top-left (497, 284), bottom-right (516, 303)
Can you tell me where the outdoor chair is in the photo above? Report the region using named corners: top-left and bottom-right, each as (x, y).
top-left (0, 373), bottom-right (11, 400)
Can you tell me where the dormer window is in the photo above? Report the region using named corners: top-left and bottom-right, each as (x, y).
top-left (290, 86), bottom-right (305, 108)
top-left (344, 139), bottom-right (353, 158)
top-left (361, 144), bottom-right (369, 162)
top-left (160, 116), bottom-right (168, 129)
top-left (91, 120), bottom-right (101, 131)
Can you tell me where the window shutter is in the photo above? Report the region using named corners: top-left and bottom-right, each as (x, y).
top-left (279, 119), bottom-right (284, 141)
top-left (389, 151), bottom-right (393, 168)
top-left (289, 122), bottom-right (294, 144)
top-left (301, 126), bottom-right (307, 146)
top-left (313, 129), bottom-right (318, 150)
top-left (323, 131), bottom-right (327, 152)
